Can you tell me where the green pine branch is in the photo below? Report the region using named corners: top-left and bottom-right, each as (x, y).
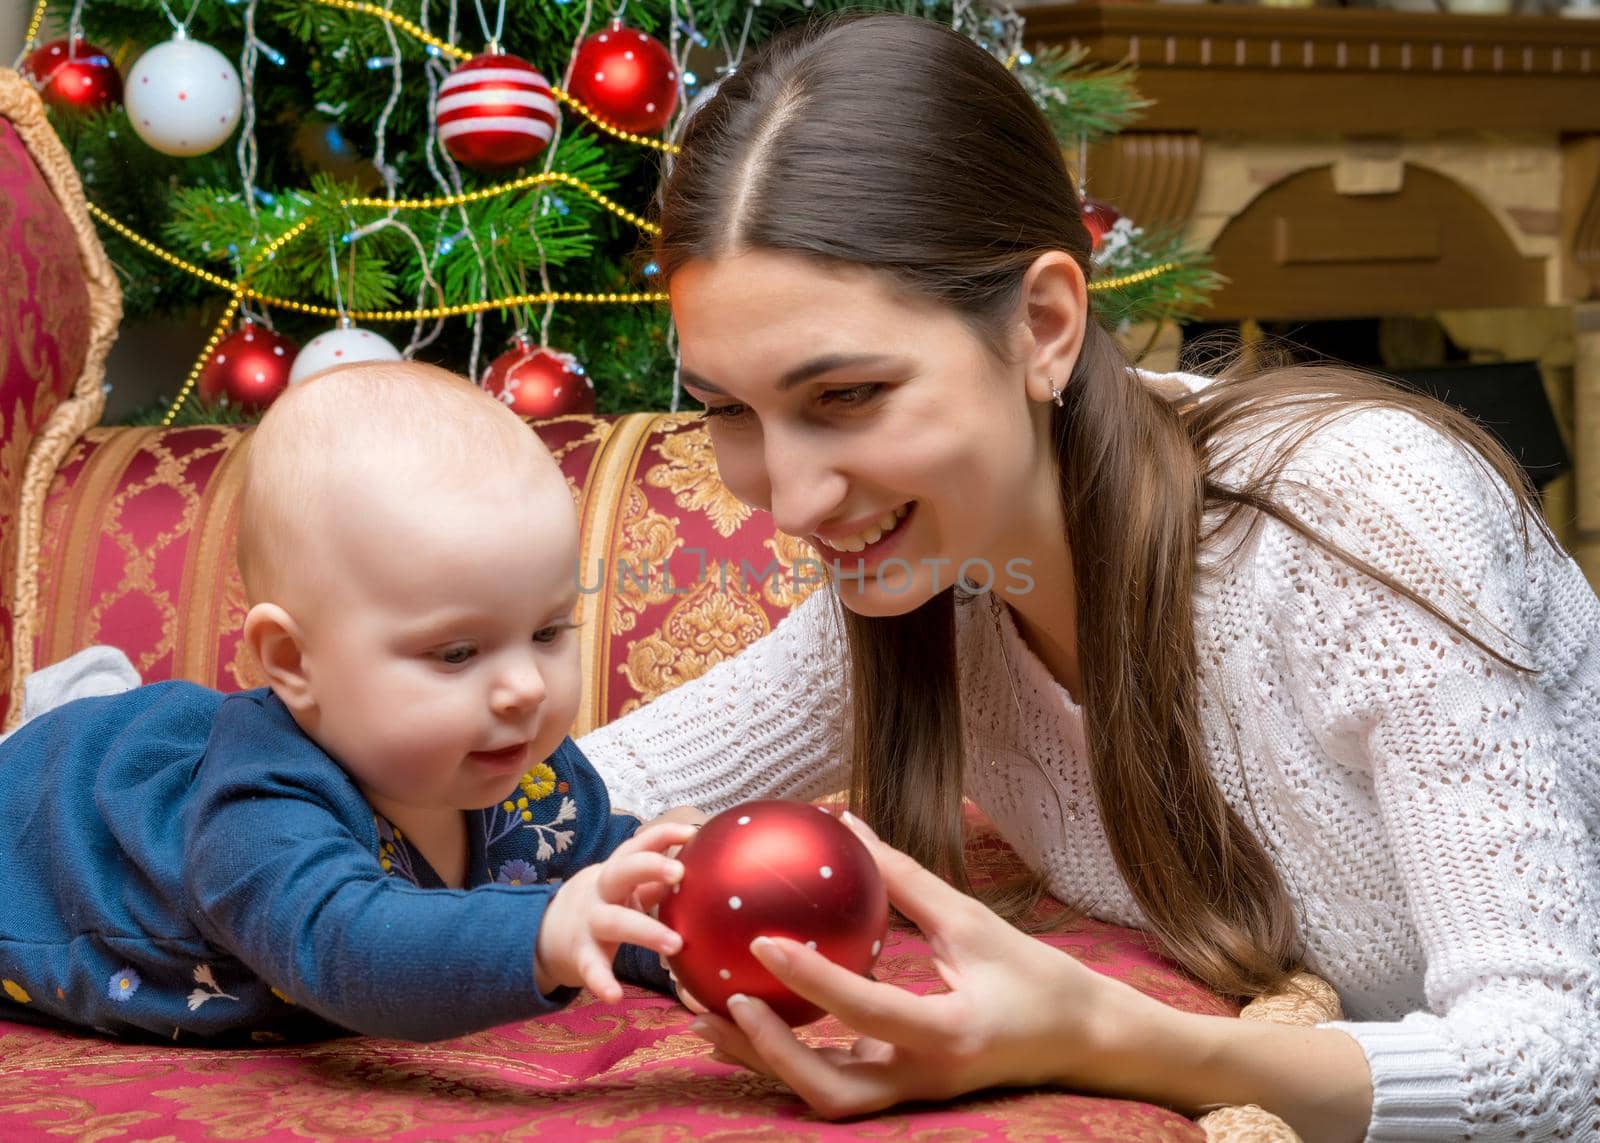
top-left (34, 0), bottom-right (1218, 421)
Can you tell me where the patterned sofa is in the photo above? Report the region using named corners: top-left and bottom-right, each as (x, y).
top-left (0, 68), bottom-right (1333, 1141)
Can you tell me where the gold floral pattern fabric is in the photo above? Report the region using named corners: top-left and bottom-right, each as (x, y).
top-left (0, 119), bottom-right (92, 727)
top-left (0, 812), bottom-right (1221, 1141)
top-left (24, 413), bottom-right (821, 733)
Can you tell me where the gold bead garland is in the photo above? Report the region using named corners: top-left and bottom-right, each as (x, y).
top-left (23, 0), bottom-right (49, 50)
top-left (1087, 261), bottom-right (1179, 293)
top-left (45, 0), bottom-right (1177, 419)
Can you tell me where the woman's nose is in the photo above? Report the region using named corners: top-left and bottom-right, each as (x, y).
top-left (763, 431), bottom-right (848, 538)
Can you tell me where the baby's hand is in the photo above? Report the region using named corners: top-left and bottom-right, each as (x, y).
top-left (633, 806), bottom-right (707, 912)
top-left (641, 805), bottom-right (709, 831)
top-left (534, 821), bottom-right (695, 1003)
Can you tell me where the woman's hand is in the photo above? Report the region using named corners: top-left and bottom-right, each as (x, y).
top-left (687, 812), bottom-right (1155, 1119)
top-left (690, 814), bottom-right (1373, 1143)
top-left (535, 820), bottom-right (697, 1003)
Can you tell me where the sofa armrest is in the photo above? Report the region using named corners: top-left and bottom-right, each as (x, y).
top-left (0, 68), bottom-right (121, 730)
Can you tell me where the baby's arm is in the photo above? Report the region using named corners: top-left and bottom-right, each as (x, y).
top-left (182, 697), bottom-right (647, 1040)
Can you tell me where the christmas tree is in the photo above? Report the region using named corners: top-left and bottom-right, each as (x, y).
top-left (15, 0), bottom-right (1219, 423)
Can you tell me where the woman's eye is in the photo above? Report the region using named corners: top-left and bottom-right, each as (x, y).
top-left (697, 403), bottom-right (749, 422)
top-left (821, 383), bottom-right (883, 408)
top-left (437, 645), bottom-right (476, 665)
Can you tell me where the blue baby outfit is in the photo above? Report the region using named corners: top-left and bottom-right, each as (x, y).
top-left (0, 682), bottom-right (668, 1042)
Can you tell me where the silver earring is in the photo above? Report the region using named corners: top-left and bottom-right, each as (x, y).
top-left (1049, 383), bottom-right (1063, 408)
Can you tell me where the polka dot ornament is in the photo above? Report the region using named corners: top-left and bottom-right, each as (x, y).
top-left (659, 799), bottom-right (889, 1026)
top-left (124, 35), bottom-right (242, 157)
top-left (23, 38), bottom-right (122, 112)
top-left (287, 325), bottom-right (402, 384)
top-left (197, 322), bottom-right (298, 411)
top-left (566, 21), bottom-right (679, 136)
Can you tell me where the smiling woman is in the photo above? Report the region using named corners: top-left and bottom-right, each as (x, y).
top-left (672, 252), bottom-right (1061, 618)
top-left (579, 11), bottom-right (1600, 1143)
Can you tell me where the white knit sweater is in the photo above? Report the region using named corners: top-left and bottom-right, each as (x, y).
top-left (580, 404), bottom-right (1600, 1141)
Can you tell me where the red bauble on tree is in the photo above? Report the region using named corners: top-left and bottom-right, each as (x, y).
top-left (567, 21), bottom-right (678, 136)
top-left (24, 38), bottom-right (122, 112)
top-left (435, 50), bottom-right (558, 171)
top-left (659, 800), bottom-right (890, 1026)
top-left (483, 335), bottom-right (595, 417)
top-left (197, 323), bottom-right (297, 411)
top-left (1080, 196), bottom-right (1123, 253)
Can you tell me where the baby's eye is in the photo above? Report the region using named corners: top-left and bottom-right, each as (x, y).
top-left (533, 623), bottom-right (575, 645)
top-left (436, 644), bottom-right (476, 665)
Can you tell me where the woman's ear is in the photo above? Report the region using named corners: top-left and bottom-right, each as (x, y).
top-left (244, 602), bottom-right (315, 715)
top-left (1016, 251), bottom-right (1089, 405)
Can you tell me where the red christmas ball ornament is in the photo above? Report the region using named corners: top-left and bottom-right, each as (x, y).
top-left (482, 336), bottom-right (595, 417)
top-left (1080, 196), bottom-right (1123, 253)
top-left (659, 800), bottom-right (890, 1026)
top-left (435, 50), bottom-right (558, 171)
top-left (567, 20), bottom-right (678, 135)
top-left (197, 322), bottom-right (297, 411)
top-left (24, 38), bottom-right (123, 112)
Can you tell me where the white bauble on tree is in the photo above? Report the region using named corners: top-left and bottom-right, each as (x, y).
top-left (288, 325), bottom-right (402, 383)
top-left (124, 34), bottom-right (243, 157)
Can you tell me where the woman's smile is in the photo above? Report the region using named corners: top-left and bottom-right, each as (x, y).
top-left (812, 502), bottom-right (914, 565)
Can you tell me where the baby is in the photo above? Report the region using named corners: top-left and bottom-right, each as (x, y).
top-left (0, 361), bottom-right (691, 1043)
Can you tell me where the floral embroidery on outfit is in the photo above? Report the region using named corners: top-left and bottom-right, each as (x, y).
top-left (107, 968), bottom-right (140, 1003)
top-left (3, 979), bottom-right (30, 1004)
top-left (520, 764), bottom-right (557, 801)
top-left (497, 859), bottom-right (536, 885)
top-left (186, 964), bottom-right (239, 1012)
top-left (377, 759), bottom-right (583, 889)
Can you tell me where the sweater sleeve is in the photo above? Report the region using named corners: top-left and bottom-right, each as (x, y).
top-left (184, 696), bottom-right (578, 1041)
top-left (577, 585), bottom-right (853, 819)
top-left (1260, 409), bottom-right (1600, 1141)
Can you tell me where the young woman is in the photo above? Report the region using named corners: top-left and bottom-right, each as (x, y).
top-left (578, 14), bottom-right (1600, 1141)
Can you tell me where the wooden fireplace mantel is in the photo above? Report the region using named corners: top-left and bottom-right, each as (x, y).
top-left (1025, 3), bottom-right (1600, 583)
top-left (1025, 2), bottom-right (1600, 134)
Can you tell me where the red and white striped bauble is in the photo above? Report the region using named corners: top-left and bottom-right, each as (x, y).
top-left (435, 50), bottom-right (558, 171)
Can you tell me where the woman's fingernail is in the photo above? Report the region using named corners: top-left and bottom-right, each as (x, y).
top-left (840, 810), bottom-right (877, 839)
top-left (750, 936), bottom-right (789, 971)
top-left (689, 1018), bottom-right (710, 1037)
top-left (727, 993), bottom-right (751, 1012)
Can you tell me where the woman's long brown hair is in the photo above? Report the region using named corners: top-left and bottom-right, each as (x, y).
top-left (652, 13), bottom-right (1549, 998)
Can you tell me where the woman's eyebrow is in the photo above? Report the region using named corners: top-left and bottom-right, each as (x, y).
top-left (778, 354), bottom-right (902, 389)
top-left (683, 354), bottom-right (905, 396)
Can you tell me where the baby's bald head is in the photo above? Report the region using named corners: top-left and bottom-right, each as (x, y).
top-left (236, 360), bottom-right (568, 611)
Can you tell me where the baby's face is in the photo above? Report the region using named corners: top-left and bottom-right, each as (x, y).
top-left (293, 468), bottom-right (582, 823)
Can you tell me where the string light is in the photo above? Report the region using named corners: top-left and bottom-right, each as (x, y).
top-left (63, 0), bottom-right (1177, 420)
